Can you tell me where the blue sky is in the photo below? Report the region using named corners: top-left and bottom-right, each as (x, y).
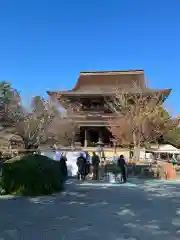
top-left (0, 0), bottom-right (180, 115)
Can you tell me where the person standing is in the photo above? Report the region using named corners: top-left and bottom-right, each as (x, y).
top-left (92, 152), bottom-right (100, 180)
top-left (117, 155), bottom-right (127, 183)
top-left (76, 153), bottom-right (86, 180)
top-left (99, 157), bottom-right (106, 180)
top-left (85, 151), bottom-right (91, 177)
top-left (60, 152), bottom-right (68, 181)
top-left (171, 154), bottom-right (177, 166)
top-left (164, 160), bottom-right (176, 180)
top-left (54, 150), bottom-right (61, 161)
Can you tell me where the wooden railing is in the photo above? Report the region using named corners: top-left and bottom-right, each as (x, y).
top-left (73, 111), bottom-right (116, 119)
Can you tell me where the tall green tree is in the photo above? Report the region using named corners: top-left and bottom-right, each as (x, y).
top-left (163, 125), bottom-right (180, 147)
top-left (0, 81), bottom-right (20, 130)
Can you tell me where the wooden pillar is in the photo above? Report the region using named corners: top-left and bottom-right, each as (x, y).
top-left (84, 128), bottom-right (88, 148)
top-left (98, 129), bottom-right (103, 142)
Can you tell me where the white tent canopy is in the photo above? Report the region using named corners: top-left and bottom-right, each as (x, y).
top-left (151, 144), bottom-right (180, 154)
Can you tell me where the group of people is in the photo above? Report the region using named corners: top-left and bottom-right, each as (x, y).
top-left (76, 152), bottom-right (128, 183)
top-left (58, 151), bottom-right (101, 181)
top-left (156, 155), bottom-right (177, 180)
top-left (58, 151), bottom-right (128, 183)
top-left (76, 151), bottom-right (100, 180)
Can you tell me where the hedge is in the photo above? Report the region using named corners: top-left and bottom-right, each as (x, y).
top-left (1, 154), bottom-right (64, 196)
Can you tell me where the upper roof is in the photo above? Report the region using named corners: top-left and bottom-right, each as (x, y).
top-left (73, 69), bottom-right (146, 90)
top-left (47, 69), bottom-right (172, 99)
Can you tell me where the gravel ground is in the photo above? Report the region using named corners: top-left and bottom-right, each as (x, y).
top-left (1, 179), bottom-right (180, 239)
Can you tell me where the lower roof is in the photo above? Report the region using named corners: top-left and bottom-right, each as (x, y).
top-left (47, 88), bottom-right (171, 98)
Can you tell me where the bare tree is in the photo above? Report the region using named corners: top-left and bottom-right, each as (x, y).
top-left (46, 97), bottom-right (81, 148)
top-left (47, 119), bottom-right (79, 148)
top-left (107, 83), bottom-right (174, 159)
top-left (8, 96), bottom-right (59, 150)
top-left (6, 92), bottom-right (81, 151)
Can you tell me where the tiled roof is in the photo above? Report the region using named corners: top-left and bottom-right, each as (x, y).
top-left (47, 88), bottom-right (171, 97)
top-left (73, 69), bottom-right (145, 90)
top-left (47, 70), bottom-right (172, 99)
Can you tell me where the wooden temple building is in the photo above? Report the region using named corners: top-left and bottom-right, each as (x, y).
top-left (47, 70), bottom-right (171, 148)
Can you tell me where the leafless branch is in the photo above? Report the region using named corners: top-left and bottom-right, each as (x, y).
top-left (107, 82), bottom-right (174, 156)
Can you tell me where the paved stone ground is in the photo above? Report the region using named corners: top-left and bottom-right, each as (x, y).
top-left (1, 179), bottom-right (180, 239)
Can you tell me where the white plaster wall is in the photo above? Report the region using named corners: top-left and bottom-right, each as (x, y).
top-left (42, 150), bottom-right (80, 177)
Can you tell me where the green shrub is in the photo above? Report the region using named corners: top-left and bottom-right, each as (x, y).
top-left (1, 154), bottom-right (64, 196)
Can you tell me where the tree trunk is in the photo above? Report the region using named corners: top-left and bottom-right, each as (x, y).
top-left (132, 131), bottom-right (140, 160)
top-left (23, 139), bottom-right (38, 154)
top-left (71, 132), bottom-right (76, 149)
top-left (113, 142), bottom-right (117, 154)
top-left (71, 141), bottom-right (75, 150)
top-left (133, 146), bottom-right (140, 161)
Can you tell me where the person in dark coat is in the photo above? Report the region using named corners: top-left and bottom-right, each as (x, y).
top-left (85, 151), bottom-right (91, 176)
top-left (117, 155), bottom-right (127, 183)
top-left (76, 153), bottom-right (86, 180)
top-left (60, 152), bottom-right (68, 181)
top-left (92, 152), bottom-right (100, 180)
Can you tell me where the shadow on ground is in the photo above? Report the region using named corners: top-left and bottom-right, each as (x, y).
top-left (1, 179), bottom-right (180, 239)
